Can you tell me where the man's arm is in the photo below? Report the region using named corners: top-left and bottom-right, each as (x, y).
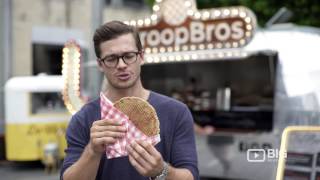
top-left (62, 119), bottom-right (126, 180)
top-left (167, 166), bottom-right (193, 180)
top-left (127, 140), bottom-right (194, 180)
top-left (63, 144), bottom-right (102, 180)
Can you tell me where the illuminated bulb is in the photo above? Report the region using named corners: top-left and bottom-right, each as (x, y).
top-left (145, 48), bottom-right (151, 53)
top-left (202, 11), bottom-right (210, 20)
top-left (176, 55), bottom-right (182, 61)
top-left (231, 9), bottom-right (239, 16)
top-left (234, 51), bottom-right (241, 57)
top-left (187, 10), bottom-right (194, 16)
top-left (232, 42), bottom-right (239, 47)
top-left (155, 0), bottom-right (162, 2)
top-left (199, 54), bottom-right (206, 59)
top-left (225, 43), bottom-right (231, 48)
top-left (130, 21), bottom-right (136, 26)
top-left (245, 17), bottom-right (251, 23)
top-left (245, 31), bottom-right (251, 37)
top-left (167, 47), bottom-right (173, 52)
top-left (240, 39), bottom-right (245, 45)
top-left (144, 18), bottom-right (151, 25)
top-left (223, 9), bottom-right (230, 16)
top-left (246, 24), bottom-right (252, 30)
top-left (218, 52), bottom-right (224, 58)
top-left (124, 21), bottom-right (129, 25)
top-left (161, 56), bottom-right (167, 62)
top-left (75, 52), bottom-right (81, 58)
top-left (185, 1), bottom-right (191, 7)
top-left (151, 14), bottom-right (158, 21)
top-left (63, 48), bottom-right (69, 53)
top-left (209, 53), bottom-right (216, 58)
top-left (169, 56), bottom-right (174, 61)
top-left (198, 44), bottom-right (205, 50)
top-left (191, 54), bottom-right (198, 60)
top-left (159, 47), bottom-right (165, 53)
top-left (174, 46), bottom-right (180, 51)
top-left (214, 10), bottom-right (221, 17)
top-left (153, 5), bottom-right (160, 12)
top-left (147, 57), bottom-right (153, 63)
top-left (194, 12), bottom-right (201, 19)
top-left (183, 55), bottom-right (190, 60)
top-left (137, 19), bottom-right (144, 26)
top-left (239, 11), bottom-right (246, 18)
top-left (207, 43), bottom-right (214, 49)
top-left (241, 52), bottom-right (248, 57)
top-left (226, 52), bottom-right (233, 57)
top-left (152, 47), bottom-right (158, 53)
top-left (154, 57), bottom-right (160, 63)
top-left (190, 45), bottom-right (196, 50)
top-left (182, 45), bottom-right (188, 51)
top-left (216, 43), bottom-right (222, 48)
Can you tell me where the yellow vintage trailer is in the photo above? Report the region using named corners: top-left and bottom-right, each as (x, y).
top-left (4, 75), bottom-right (70, 161)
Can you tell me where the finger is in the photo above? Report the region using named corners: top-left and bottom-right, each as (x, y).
top-left (128, 154), bottom-right (147, 176)
top-left (135, 141), bottom-right (160, 166)
top-left (91, 131), bottom-right (125, 138)
top-left (136, 140), bottom-right (161, 158)
top-left (91, 125), bottom-right (127, 133)
top-left (93, 119), bottom-right (123, 126)
top-left (130, 141), bottom-right (158, 166)
top-left (127, 143), bottom-right (152, 170)
top-left (92, 137), bottom-right (116, 146)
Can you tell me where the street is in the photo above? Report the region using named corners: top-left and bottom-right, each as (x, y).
top-left (0, 161), bottom-right (59, 180)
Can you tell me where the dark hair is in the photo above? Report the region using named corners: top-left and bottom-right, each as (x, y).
top-left (93, 20), bottom-right (142, 58)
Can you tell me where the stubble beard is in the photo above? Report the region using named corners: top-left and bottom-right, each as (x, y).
top-left (108, 74), bottom-right (140, 90)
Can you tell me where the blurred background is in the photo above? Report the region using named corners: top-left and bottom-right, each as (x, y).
top-left (0, 0), bottom-right (320, 179)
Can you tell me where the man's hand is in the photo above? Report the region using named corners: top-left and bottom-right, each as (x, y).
top-left (89, 119), bottom-right (127, 155)
top-left (127, 140), bottom-right (164, 177)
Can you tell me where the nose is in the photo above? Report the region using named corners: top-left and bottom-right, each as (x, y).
top-left (116, 57), bottom-right (127, 68)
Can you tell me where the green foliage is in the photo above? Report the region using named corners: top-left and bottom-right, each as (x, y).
top-left (145, 0), bottom-right (320, 27)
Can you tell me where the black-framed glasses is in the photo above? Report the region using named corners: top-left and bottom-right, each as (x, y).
top-left (100, 51), bottom-right (141, 68)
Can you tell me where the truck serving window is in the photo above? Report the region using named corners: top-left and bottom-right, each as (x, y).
top-left (141, 52), bottom-right (278, 132)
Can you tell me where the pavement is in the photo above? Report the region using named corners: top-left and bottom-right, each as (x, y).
top-left (0, 160), bottom-right (60, 180)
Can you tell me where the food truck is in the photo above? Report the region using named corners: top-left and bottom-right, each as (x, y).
top-left (4, 75), bottom-right (70, 162)
top-left (60, 0), bottom-right (320, 179)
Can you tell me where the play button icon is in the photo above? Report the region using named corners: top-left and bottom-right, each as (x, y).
top-left (247, 149), bottom-right (266, 162)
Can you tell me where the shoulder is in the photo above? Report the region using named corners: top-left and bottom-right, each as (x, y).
top-left (149, 91), bottom-right (188, 111)
top-left (149, 92), bottom-right (191, 122)
top-left (69, 98), bottom-right (100, 128)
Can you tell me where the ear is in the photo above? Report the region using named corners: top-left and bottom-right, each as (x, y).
top-left (139, 51), bottom-right (144, 65)
top-left (97, 59), bottom-right (104, 72)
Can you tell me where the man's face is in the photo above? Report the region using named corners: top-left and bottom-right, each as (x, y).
top-left (98, 33), bottom-right (144, 89)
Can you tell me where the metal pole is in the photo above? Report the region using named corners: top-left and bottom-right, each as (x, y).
top-left (87, 0), bottom-right (104, 97)
top-left (0, 0), bottom-right (12, 135)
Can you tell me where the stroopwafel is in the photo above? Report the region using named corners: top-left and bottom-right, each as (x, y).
top-left (114, 97), bottom-right (160, 136)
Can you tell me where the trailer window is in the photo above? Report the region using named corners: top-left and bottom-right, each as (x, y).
top-left (32, 44), bottom-right (63, 75)
top-left (31, 92), bottom-right (67, 115)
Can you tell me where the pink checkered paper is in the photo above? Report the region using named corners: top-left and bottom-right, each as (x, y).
top-left (100, 93), bottom-right (161, 159)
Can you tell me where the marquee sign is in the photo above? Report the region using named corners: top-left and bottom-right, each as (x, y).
top-left (62, 0), bottom-right (257, 114)
top-left (124, 0), bottom-right (257, 62)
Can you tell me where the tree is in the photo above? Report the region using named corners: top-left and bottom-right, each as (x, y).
top-left (145, 0), bottom-right (320, 27)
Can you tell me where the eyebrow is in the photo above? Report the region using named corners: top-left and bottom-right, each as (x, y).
top-left (101, 51), bottom-right (138, 59)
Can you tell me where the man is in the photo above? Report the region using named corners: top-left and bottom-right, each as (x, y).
top-left (61, 21), bottom-right (199, 180)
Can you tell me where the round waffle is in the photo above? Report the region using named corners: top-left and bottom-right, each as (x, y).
top-left (114, 97), bottom-right (160, 136)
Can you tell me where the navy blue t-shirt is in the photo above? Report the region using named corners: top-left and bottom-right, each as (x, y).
top-left (61, 91), bottom-right (199, 180)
